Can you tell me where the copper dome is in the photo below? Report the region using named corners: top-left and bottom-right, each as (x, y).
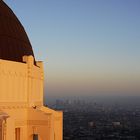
top-left (0, 0), bottom-right (34, 62)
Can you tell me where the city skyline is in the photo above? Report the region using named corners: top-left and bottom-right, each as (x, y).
top-left (5, 0), bottom-right (140, 97)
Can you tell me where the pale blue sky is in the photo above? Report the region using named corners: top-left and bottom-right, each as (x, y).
top-left (5, 0), bottom-right (140, 97)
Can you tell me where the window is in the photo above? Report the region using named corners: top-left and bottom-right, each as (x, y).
top-left (15, 128), bottom-right (20, 140)
top-left (33, 134), bottom-right (38, 140)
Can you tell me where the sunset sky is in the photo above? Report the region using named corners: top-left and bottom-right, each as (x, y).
top-left (5, 0), bottom-right (140, 98)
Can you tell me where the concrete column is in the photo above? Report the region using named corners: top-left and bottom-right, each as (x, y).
top-left (0, 113), bottom-right (9, 140)
top-left (23, 55), bottom-right (34, 107)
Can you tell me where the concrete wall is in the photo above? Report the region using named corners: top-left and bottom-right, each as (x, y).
top-left (0, 56), bottom-right (44, 106)
top-left (0, 56), bottom-right (63, 140)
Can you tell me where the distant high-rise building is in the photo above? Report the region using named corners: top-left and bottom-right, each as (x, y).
top-left (0, 1), bottom-right (63, 140)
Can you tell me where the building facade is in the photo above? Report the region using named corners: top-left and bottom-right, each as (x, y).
top-left (0, 1), bottom-right (63, 140)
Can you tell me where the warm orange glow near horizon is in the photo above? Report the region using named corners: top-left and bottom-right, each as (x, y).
top-left (45, 66), bottom-right (140, 96)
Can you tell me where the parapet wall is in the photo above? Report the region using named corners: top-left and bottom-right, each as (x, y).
top-left (0, 56), bottom-right (44, 107)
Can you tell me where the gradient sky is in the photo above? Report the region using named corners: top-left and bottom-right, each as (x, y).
top-left (5, 0), bottom-right (140, 98)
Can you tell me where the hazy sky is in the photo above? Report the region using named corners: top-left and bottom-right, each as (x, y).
top-left (5, 0), bottom-right (140, 98)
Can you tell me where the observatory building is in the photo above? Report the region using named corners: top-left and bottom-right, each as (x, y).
top-left (0, 1), bottom-right (63, 140)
